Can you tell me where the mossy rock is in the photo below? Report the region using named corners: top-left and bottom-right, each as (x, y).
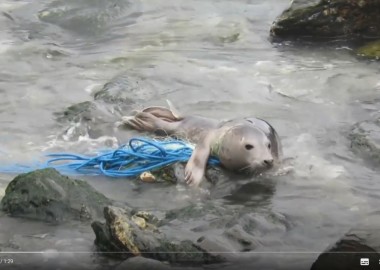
top-left (271, 0), bottom-right (380, 40)
top-left (1, 168), bottom-right (112, 223)
top-left (92, 206), bottom-right (224, 265)
top-left (356, 40), bottom-right (380, 59)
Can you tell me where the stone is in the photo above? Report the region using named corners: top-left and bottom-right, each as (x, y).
top-left (1, 168), bottom-right (112, 223)
top-left (91, 206), bottom-right (224, 265)
top-left (349, 118), bottom-right (380, 167)
top-left (270, 0), bottom-right (380, 41)
top-left (311, 214), bottom-right (380, 270)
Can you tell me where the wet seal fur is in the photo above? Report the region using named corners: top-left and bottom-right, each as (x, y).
top-left (121, 101), bottom-right (282, 187)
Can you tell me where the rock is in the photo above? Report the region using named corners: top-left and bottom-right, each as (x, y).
top-left (38, 0), bottom-right (140, 36)
top-left (137, 166), bottom-right (178, 184)
top-left (223, 224), bottom-right (259, 251)
top-left (349, 118), bottom-right (380, 167)
top-left (0, 184), bottom-right (5, 201)
top-left (164, 202), bottom-right (226, 223)
top-left (54, 73), bottom-right (139, 141)
top-left (114, 256), bottom-right (202, 270)
top-left (52, 71), bottom-right (170, 144)
top-left (270, 0), bottom-right (380, 40)
top-left (356, 40), bottom-right (380, 59)
top-left (131, 210), bottom-right (161, 227)
top-left (55, 101), bottom-right (99, 123)
top-left (93, 73), bottom-right (135, 105)
top-left (311, 214), bottom-right (380, 270)
top-left (194, 236), bottom-right (237, 262)
top-left (91, 206), bottom-right (224, 265)
top-left (1, 168), bottom-right (112, 223)
top-left (115, 257), bottom-right (171, 270)
top-left (54, 100), bottom-right (122, 141)
top-left (93, 71), bottom-right (161, 107)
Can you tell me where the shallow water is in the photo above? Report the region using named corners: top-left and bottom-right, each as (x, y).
top-left (0, 0), bottom-right (379, 269)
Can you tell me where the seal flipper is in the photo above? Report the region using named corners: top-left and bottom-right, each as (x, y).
top-left (123, 111), bottom-right (178, 135)
top-left (137, 100), bottom-right (183, 123)
top-left (141, 106), bottom-right (182, 123)
top-left (185, 135), bottom-right (212, 187)
top-left (166, 99), bottom-right (182, 119)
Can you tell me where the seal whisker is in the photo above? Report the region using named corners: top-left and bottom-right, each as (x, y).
top-left (238, 164), bottom-right (256, 174)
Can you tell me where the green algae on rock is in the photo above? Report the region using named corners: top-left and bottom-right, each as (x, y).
top-left (356, 39), bottom-right (380, 59)
top-left (91, 206), bottom-right (225, 265)
top-left (270, 0), bottom-right (380, 40)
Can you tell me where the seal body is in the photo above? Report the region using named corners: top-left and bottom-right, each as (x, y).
top-left (122, 101), bottom-right (282, 187)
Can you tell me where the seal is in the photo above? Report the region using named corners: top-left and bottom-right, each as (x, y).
top-left (121, 100), bottom-right (282, 187)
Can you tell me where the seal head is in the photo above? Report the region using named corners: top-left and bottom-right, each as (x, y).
top-left (215, 124), bottom-right (274, 174)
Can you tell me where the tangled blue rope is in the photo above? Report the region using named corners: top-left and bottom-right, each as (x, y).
top-left (0, 137), bottom-right (220, 178)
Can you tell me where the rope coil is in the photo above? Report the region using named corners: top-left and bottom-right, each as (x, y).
top-left (0, 137), bottom-right (220, 177)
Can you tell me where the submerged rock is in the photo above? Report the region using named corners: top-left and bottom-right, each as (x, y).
top-left (349, 118), bottom-right (380, 167)
top-left (54, 73), bottom-right (138, 141)
top-left (114, 256), bottom-right (202, 270)
top-left (38, 0), bottom-right (140, 36)
top-left (55, 74), bottom-right (136, 123)
top-left (91, 206), bottom-right (225, 265)
top-left (311, 214), bottom-right (380, 270)
top-left (270, 0), bottom-right (380, 40)
top-left (54, 71), bottom-right (165, 142)
top-left (1, 168), bottom-right (112, 223)
top-left (54, 100), bottom-right (122, 141)
top-left (93, 72), bottom-right (159, 106)
top-left (55, 101), bottom-right (99, 123)
top-left (114, 257), bottom-right (171, 270)
top-left (93, 73), bottom-right (135, 106)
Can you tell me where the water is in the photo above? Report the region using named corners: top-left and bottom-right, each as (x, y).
top-left (0, 0), bottom-right (379, 269)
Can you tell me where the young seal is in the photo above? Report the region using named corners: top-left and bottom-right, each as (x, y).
top-left (121, 101), bottom-right (282, 187)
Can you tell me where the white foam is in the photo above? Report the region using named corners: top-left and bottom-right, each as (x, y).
top-left (84, 83), bottom-right (102, 94)
top-left (40, 133), bottom-right (119, 154)
top-left (289, 133), bottom-right (347, 180)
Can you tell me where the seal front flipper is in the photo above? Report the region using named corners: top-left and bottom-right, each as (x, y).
top-left (185, 135), bottom-right (213, 187)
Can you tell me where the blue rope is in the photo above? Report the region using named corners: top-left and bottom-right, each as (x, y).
top-left (0, 137), bottom-right (220, 178)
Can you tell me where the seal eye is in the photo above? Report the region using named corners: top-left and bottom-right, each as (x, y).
top-left (268, 143), bottom-right (271, 149)
top-left (245, 144), bottom-right (254, 150)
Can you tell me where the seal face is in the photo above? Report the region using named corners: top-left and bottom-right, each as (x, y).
top-left (216, 124), bottom-right (275, 173)
top-left (121, 100), bottom-right (282, 187)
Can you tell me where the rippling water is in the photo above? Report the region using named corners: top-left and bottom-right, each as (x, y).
top-left (0, 0), bottom-right (379, 269)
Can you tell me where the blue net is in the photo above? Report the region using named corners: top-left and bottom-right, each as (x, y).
top-left (0, 137), bottom-right (220, 178)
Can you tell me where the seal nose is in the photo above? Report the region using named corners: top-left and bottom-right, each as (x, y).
top-left (263, 159), bottom-right (274, 167)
